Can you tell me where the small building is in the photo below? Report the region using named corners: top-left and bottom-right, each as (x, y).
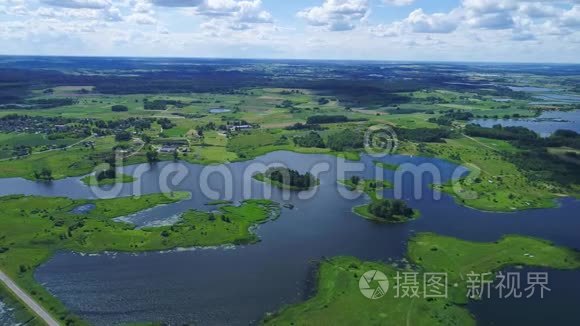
top-left (159, 145), bottom-right (178, 153)
top-left (229, 125), bottom-right (252, 132)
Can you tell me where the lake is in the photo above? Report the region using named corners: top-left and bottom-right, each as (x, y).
top-left (471, 110), bottom-right (580, 137)
top-left (0, 151), bottom-right (579, 325)
top-left (209, 108), bottom-right (231, 114)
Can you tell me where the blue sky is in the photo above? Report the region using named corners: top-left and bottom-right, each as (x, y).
top-left (0, 0), bottom-right (579, 63)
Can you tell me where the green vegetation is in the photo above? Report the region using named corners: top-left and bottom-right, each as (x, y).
top-left (265, 234), bottom-right (580, 325)
top-left (373, 160), bottom-right (400, 171)
top-left (293, 131), bottom-right (325, 148)
top-left (409, 233), bottom-right (580, 303)
top-left (254, 167), bottom-right (320, 191)
top-left (338, 177), bottom-right (392, 201)
top-left (81, 172), bottom-right (136, 186)
top-left (354, 199), bottom-right (419, 223)
top-left (340, 177), bottom-right (417, 223)
top-left (422, 137), bottom-right (563, 211)
top-left (0, 193), bottom-right (278, 325)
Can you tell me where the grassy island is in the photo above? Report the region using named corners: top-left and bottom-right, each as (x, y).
top-left (373, 160), bottom-right (400, 171)
top-left (81, 173), bottom-right (136, 186)
top-left (0, 193), bottom-right (278, 325)
top-left (265, 234), bottom-right (580, 325)
top-left (254, 167), bottom-right (320, 191)
top-left (338, 177), bottom-right (392, 200)
top-left (353, 199), bottom-right (420, 223)
top-left (340, 176), bottom-right (418, 223)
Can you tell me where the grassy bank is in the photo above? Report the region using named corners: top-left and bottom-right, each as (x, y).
top-left (421, 137), bottom-right (561, 212)
top-left (0, 193), bottom-right (279, 325)
top-left (265, 233), bottom-right (580, 325)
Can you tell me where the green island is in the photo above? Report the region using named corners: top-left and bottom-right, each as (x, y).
top-left (81, 173), bottom-right (136, 186)
top-left (340, 176), bottom-right (419, 223)
top-left (373, 160), bottom-right (401, 171)
top-left (338, 177), bottom-right (392, 198)
top-left (264, 233), bottom-right (580, 325)
top-left (353, 199), bottom-right (420, 224)
top-left (0, 193), bottom-right (279, 325)
top-left (254, 167), bottom-right (320, 191)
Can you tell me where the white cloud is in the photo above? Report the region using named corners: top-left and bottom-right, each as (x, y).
top-left (127, 12), bottom-right (157, 24)
top-left (150, 0), bottom-right (203, 7)
top-left (298, 0), bottom-right (369, 31)
top-left (382, 0), bottom-right (414, 6)
top-left (40, 0), bottom-right (112, 9)
top-left (405, 8), bottom-right (460, 33)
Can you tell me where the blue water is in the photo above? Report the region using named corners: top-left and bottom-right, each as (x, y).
top-left (209, 108), bottom-right (231, 114)
top-left (0, 152), bottom-right (578, 325)
top-left (472, 110), bottom-right (580, 137)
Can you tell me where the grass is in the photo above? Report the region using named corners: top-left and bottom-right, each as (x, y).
top-left (266, 233), bottom-right (580, 325)
top-left (0, 192), bottom-right (282, 325)
top-left (408, 233), bottom-right (580, 304)
top-left (373, 160), bottom-right (400, 171)
top-left (264, 256), bottom-right (475, 326)
top-left (80, 173), bottom-right (136, 186)
top-left (423, 137), bottom-right (560, 212)
top-left (338, 179), bottom-right (392, 201)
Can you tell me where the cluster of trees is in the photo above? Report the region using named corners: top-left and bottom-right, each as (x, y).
top-left (306, 115), bottom-right (349, 124)
top-left (95, 168), bottom-right (116, 182)
top-left (115, 131), bottom-right (132, 142)
top-left (285, 123), bottom-right (324, 131)
top-left (466, 125), bottom-right (579, 149)
top-left (264, 167), bottom-right (318, 190)
top-left (157, 118), bottom-right (176, 130)
top-left (144, 99), bottom-right (187, 111)
top-left (293, 132), bottom-right (325, 148)
top-left (428, 110), bottom-right (474, 126)
top-left (465, 124), bottom-right (538, 142)
top-left (33, 168), bottom-right (53, 181)
top-left (111, 105), bottom-right (129, 112)
top-left (397, 127), bottom-right (452, 143)
top-left (25, 98), bottom-right (77, 109)
top-left (368, 199), bottom-right (414, 220)
top-left (327, 129), bottom-right (364, 151)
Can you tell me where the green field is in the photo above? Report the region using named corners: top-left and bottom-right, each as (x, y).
top-left (422, 137), bottom-right (562, 211)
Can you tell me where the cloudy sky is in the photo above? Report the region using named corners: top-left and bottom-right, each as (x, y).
top-left (0, 0), bottom-right (579, 63)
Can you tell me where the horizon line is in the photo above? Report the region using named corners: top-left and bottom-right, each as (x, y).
top-left (1, 53), bottom-right (579, 66)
